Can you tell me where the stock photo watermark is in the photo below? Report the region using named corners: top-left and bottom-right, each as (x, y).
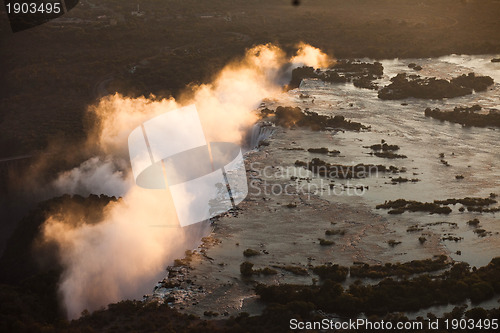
top-left (128, 104), bottom-right (248, 227)
top-left (247, 162), bottom-right (375, 199)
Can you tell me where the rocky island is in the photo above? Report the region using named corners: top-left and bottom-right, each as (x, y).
top-left (425, 105), bottom-right (500, 128)
top-left (288, 60), bottom-right (384, 90)
top-left (378, 72), bottom-right (494, 100)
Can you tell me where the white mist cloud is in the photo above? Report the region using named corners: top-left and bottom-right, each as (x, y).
top-left (43, 188), bottom-right (190, 319)
top-left (41, 43), bottom-right (333, 319)
top-left (291, 42), bottom-right (333, 69)
top-left (52, 157), bottom-right (131, 198)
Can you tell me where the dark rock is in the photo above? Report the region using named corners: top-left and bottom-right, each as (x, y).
top-left (288, 66), bottom-right (319, 90)
top-left (353, 76), bottom-right (378, 90)
top-left (243, 249), bottom-right (260, 257)
top-left (318, 238), bottom-right (334, 246)
top-left (240, 261), bottom-right (254, 276)
top-left (388, 240), bottom-right (402, 247)
top-left (467, 218), bottom-right (480, 227)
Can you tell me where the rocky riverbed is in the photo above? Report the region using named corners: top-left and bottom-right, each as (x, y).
top-left (145, 54), bottom-right (500, 318)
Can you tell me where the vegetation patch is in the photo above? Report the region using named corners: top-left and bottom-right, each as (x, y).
top-left (367, 142), bottom-right (400, 151)
top-left (325, 229), bottom-right (346, 236)
top-left (288, 61), bottom-right (383, 90)
top-left (311, 264), bottom-right (348, 282)
top-left (350, 255), bottom-right (449, 279)
top-left (279, 266), bottom-right (309, 276)
top-left (423, 221), bottom-right (458, 228)
top-left (434, 196), bottom-right (499, 213)
top-left (273, 106), bottom-right (369, 131)
top-left (378, 72), bottom-right (494, 100)
top-left (256, 257), bottom-right (500, 316)
top-left (406, 225), bottom-right (423, 232)
top-left (425, 105), bottom-right (500, 128)
top-left (376, 199), bottom-right (452, 215)
top-left (240, 262), bottom-right (277, 277)
top-left (366, 141), bottom-right (407, 159)
top-left (467, 218), bottom-right (480, 227)
top-left (374, 151), bottom-right (407, 159)
top-left (203, 310), bottom-right (219, 317)
top-left (473, 229), bottom-right (492, 238)
top-left (442, 235), bottom-right (463, 242)
top-left (307, 147), bottom-right (340, 155)
top-left (390, 177), bottom-right (419, 184)
top-left (295, 158), bottom-right (399, 179)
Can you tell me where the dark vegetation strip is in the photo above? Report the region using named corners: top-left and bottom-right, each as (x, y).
top-left (256, 257), bottom-right (500, 316)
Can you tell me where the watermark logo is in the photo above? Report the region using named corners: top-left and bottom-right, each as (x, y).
top-left (128, 105), bottom-right (248, 227)
top-left (4, 1), bottom-right (79, 32)
top-left (248, 162), bottom-right (369, 199)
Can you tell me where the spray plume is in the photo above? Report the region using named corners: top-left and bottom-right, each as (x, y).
top-left (291, 42), bottom-right (333, 69)
top-left (41, 43), bottom-right (333, 319)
